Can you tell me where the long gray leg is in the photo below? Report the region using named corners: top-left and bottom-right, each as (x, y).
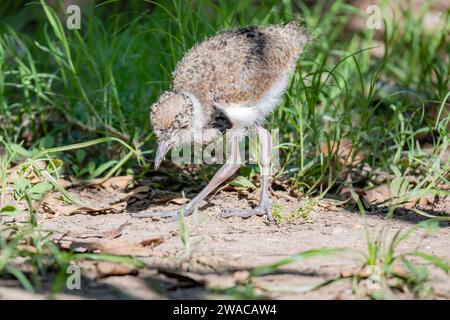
top-left (221, 127), bottom-right (274, 222)
top-left (131, 136), bottom-right (241, 219)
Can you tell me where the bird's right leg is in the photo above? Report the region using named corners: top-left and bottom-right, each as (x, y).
top-left (130, 137), bottom-right (241, 219)
top-left (220, 127), bottom-right (274, 222)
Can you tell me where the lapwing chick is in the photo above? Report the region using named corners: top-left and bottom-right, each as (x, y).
top-left (133, 22), bottom-right (310, 221)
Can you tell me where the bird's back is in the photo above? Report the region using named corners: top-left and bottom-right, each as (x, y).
top-left (173, 23), bottom-right (310, 115)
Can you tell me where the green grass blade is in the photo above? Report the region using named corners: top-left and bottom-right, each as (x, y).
top-left (250, 248), bottom-right (345, 277)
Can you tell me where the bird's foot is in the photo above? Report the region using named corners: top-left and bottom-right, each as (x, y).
top-left (220, 205), bottom-right (274, 222)
top-left (130, 209), bottom-right (181, 221)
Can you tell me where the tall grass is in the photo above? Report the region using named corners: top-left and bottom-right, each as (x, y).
top-left (0, 0), bottom-right (448, 194)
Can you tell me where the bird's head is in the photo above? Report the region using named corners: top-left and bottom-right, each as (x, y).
top-left (150, 91), bottom-right (195, 169)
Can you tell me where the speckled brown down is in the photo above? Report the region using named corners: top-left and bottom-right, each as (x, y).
top-left (150, 21), bottom-right (310, 147)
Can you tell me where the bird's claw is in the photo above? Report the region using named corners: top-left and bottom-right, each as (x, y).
top-left (220, 206), bottom-right (274, 222)
top-left (130, 209), bottom-right (180, 221)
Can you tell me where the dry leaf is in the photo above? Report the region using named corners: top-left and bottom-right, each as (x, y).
top-left (101, 176), bottom-right (134, 190)
top-left (149, 191), bottom-right (185, 204)
top-left (130, 186), bottom-right (151, 200)
top-left (364, 184), bottom-right (392, 204)
top-left (233, 271), bottom-right (250, 283)
top-left (89, 175), bottom-right (134, 190)
top-left (58, 176), bottom-right (77, 188)
top-left (140, 236), bottom-right (165, 248)
top-left (114, 186), bottom-right (151, 204)
top-left (317, 200), bottom-right (340, 212)
top-left (16, 245), bottom-right (39, 254)
top-left (158, 269), bottom-right (205, 289)
top-left (364, 184), bottom-right (437, 209)
top-left (391, 264), bottom-right (409, 278)
top-left (436, 183), bottom-right (450, 191)
top-left (102, 222), bottom-right (131, 239)
top-left (319, 139), bottom-right (364, 166)
top-left (404, 194), bottom-right (437, 209)
top-left (42, 194), bottom-right (127, 217)
top-left (96, 261), bottom-right (138, 278)
top-left (340, 270), bottom-right (355, 278)
top-left (65, 232), bottom-right (104, 239)
top-left (62, 239), bottom-right (168, 257)
top-left (8, 160), bottom-right (46, 183)
top-left (168, 197), bottom-right (189, 205)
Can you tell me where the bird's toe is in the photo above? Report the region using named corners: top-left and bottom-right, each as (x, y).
top-left (129, 209), bottom-right (179, 220)
top-left (220, 206), bottom-right (273, 222)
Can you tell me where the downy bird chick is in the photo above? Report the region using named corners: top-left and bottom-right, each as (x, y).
top-left (133, 22), bottom-right (310, 221)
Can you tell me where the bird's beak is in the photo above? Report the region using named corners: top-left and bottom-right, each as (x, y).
top-left (154, 140), bottom-right (171, 170)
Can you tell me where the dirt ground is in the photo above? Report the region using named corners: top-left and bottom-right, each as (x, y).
top-left (1, 182), bottom-right (449, 300)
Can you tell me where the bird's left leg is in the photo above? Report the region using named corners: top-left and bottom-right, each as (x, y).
top-left (130, 136), bottom-right (241, 219)
top-left (221, 127), bottom-right (274, 222)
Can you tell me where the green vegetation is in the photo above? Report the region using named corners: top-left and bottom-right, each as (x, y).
top-left (0, 0), bottom-right (448, 298)
top-left (0, 0), bottom-right (447, 189)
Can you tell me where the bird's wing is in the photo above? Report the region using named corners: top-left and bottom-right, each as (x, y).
top-left (173, 27), bottom-right (298, 111)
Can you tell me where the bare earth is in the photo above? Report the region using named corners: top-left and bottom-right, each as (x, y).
top-left (1, 184), bottom-right (449, 300)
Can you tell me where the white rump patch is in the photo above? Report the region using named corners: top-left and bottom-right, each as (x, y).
top-left (222, 73), bottom-right (290, 128)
